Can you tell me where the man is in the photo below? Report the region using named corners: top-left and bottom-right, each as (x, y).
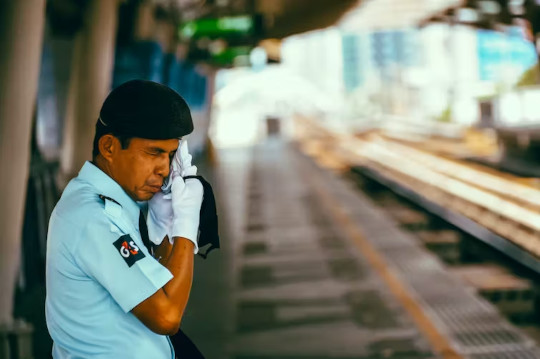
top-left (45, 80), bottom-right (203, 358)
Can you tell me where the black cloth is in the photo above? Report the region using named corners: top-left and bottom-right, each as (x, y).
top-left (184, 175), bottom-right (220, 259)
top-left (139, 210), bottom-right (155, 255)
top-left (138, 210), bottom-right (205, 359)
top-left (97, 79), bottom-right (193, 140)
top-left (169, 329), bottom-right (205, 359)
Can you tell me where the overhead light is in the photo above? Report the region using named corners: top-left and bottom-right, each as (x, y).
top-left (478, 0), bottom-right (501, 15)
top-left (508, 0), bottom-right (525, 15)
top-left (456, 8), bottom-right (479, 23)
top-left (249, 47), bottom-right (267, 69)
top-left (208, 39), bottom-right (227, 54)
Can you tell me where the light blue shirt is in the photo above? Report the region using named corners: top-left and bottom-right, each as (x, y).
top-left (46, 161), bottom-right (175, 359)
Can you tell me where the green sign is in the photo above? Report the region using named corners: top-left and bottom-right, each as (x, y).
top-left (180, 15), bottom-right (255, 39)
top-left (211, 46), bottom-right (252, 66)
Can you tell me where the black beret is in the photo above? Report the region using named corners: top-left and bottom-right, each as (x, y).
top-left (98, 79), bottom-right (193, 139)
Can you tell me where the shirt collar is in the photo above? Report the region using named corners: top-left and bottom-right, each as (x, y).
top-left (77, 161), bottom-right (141, 228)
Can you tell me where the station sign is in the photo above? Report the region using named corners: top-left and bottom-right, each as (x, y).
top-left (179, 15), bottom-right (261, 40)
top-left (187, 44), bottom-right (253, 67)
top-left (211, 46), bottom-right (252, 66)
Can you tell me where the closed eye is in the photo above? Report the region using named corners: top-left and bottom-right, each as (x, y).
top-left (146, 147), bottom-right (167, 155)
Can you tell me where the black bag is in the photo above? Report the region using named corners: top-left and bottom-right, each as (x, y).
top-left (156, 175), bottom-right (220, 358)
top-left (183, 175), bottom-right (220, 259)
top-left (170, 329), bottom-right (205, 359)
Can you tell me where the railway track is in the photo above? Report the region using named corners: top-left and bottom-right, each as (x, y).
top-left (294, 117), bottom-right (540, 274)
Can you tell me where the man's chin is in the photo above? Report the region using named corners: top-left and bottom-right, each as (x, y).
top-left (135, 191), bottom-right (155, 202)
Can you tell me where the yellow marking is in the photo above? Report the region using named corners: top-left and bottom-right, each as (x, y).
top-left (310, 178), bottom-right (462, 359)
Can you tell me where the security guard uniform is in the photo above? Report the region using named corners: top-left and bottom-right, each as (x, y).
top-left (46, 161), bottom-right (175, 358)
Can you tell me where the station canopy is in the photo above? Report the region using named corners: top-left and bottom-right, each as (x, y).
top-left (339, 0), bottom-right (463, 30)
top-left (155, 0), bottom-right (360, 39)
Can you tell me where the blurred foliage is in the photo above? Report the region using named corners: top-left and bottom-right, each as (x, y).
top-left (435, 105), bottom-right (452, 123)
top-left (516, 64), bottom-right (540, 87)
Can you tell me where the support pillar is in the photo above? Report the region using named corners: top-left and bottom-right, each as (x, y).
top-left (134, 1), bottom-right (155, 41)
top-left (0, 0), bottom-right (46, 324)
top-left (60, 0), bottom-right (120, 182)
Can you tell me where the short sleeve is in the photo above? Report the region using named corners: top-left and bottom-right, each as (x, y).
top-left (74, 216), bottom-right (173, 313)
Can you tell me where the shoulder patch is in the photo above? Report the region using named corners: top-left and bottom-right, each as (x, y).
top-left (113, 234), bottom-right (145, 267)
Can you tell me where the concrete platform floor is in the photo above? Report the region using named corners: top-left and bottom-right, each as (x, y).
top-left (181, 138), bottom-right (540, 359)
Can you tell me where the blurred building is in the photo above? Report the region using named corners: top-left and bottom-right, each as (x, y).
top-left (281, 0), bottom-right (540, 132)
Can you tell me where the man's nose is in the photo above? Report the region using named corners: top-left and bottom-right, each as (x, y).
top-left (156, 156), bottom-right (170, 178)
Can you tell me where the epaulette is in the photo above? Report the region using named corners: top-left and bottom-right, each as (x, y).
top-left (98, 194), bottom-right (122, 218)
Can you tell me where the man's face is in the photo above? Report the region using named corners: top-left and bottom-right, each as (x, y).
top-left (108, 137), bottom-right (179, 201)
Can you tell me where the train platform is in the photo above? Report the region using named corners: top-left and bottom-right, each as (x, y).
top-left (181, 137), bottom-right (540, 359)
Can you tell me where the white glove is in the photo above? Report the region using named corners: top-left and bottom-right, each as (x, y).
top-left (169, 139), bottom-right (203, 253)
top-left (162, 139), bottom-right (197, 194)
top-left (146, 191), bottom-right (173, 245)
top-left (170, 175), bottom-right (203, 253)
top-left (175, 139), bottom-right (197, 177)
top-left (148, 139), bottom-right (197, 246)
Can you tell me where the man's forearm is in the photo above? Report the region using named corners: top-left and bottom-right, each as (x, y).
top-left (154, 236), bottom-right (173, 263)
top-left (161, 237), bottom-right (194, 320)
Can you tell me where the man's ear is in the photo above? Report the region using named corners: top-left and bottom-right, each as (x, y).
top-left (98, 134), bottom-right (117, 162)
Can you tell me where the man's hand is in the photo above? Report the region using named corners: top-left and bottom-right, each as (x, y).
top-left (147, 139), bottom-right (197, 246)
top-left (170, 175), bottom-right (203, 253)
top-left (147, 191), bottom-right (173, 245)
top-left (172, 139), bottom-right (197, 177)
top-left (169, 139), bottom-right (203, 253)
